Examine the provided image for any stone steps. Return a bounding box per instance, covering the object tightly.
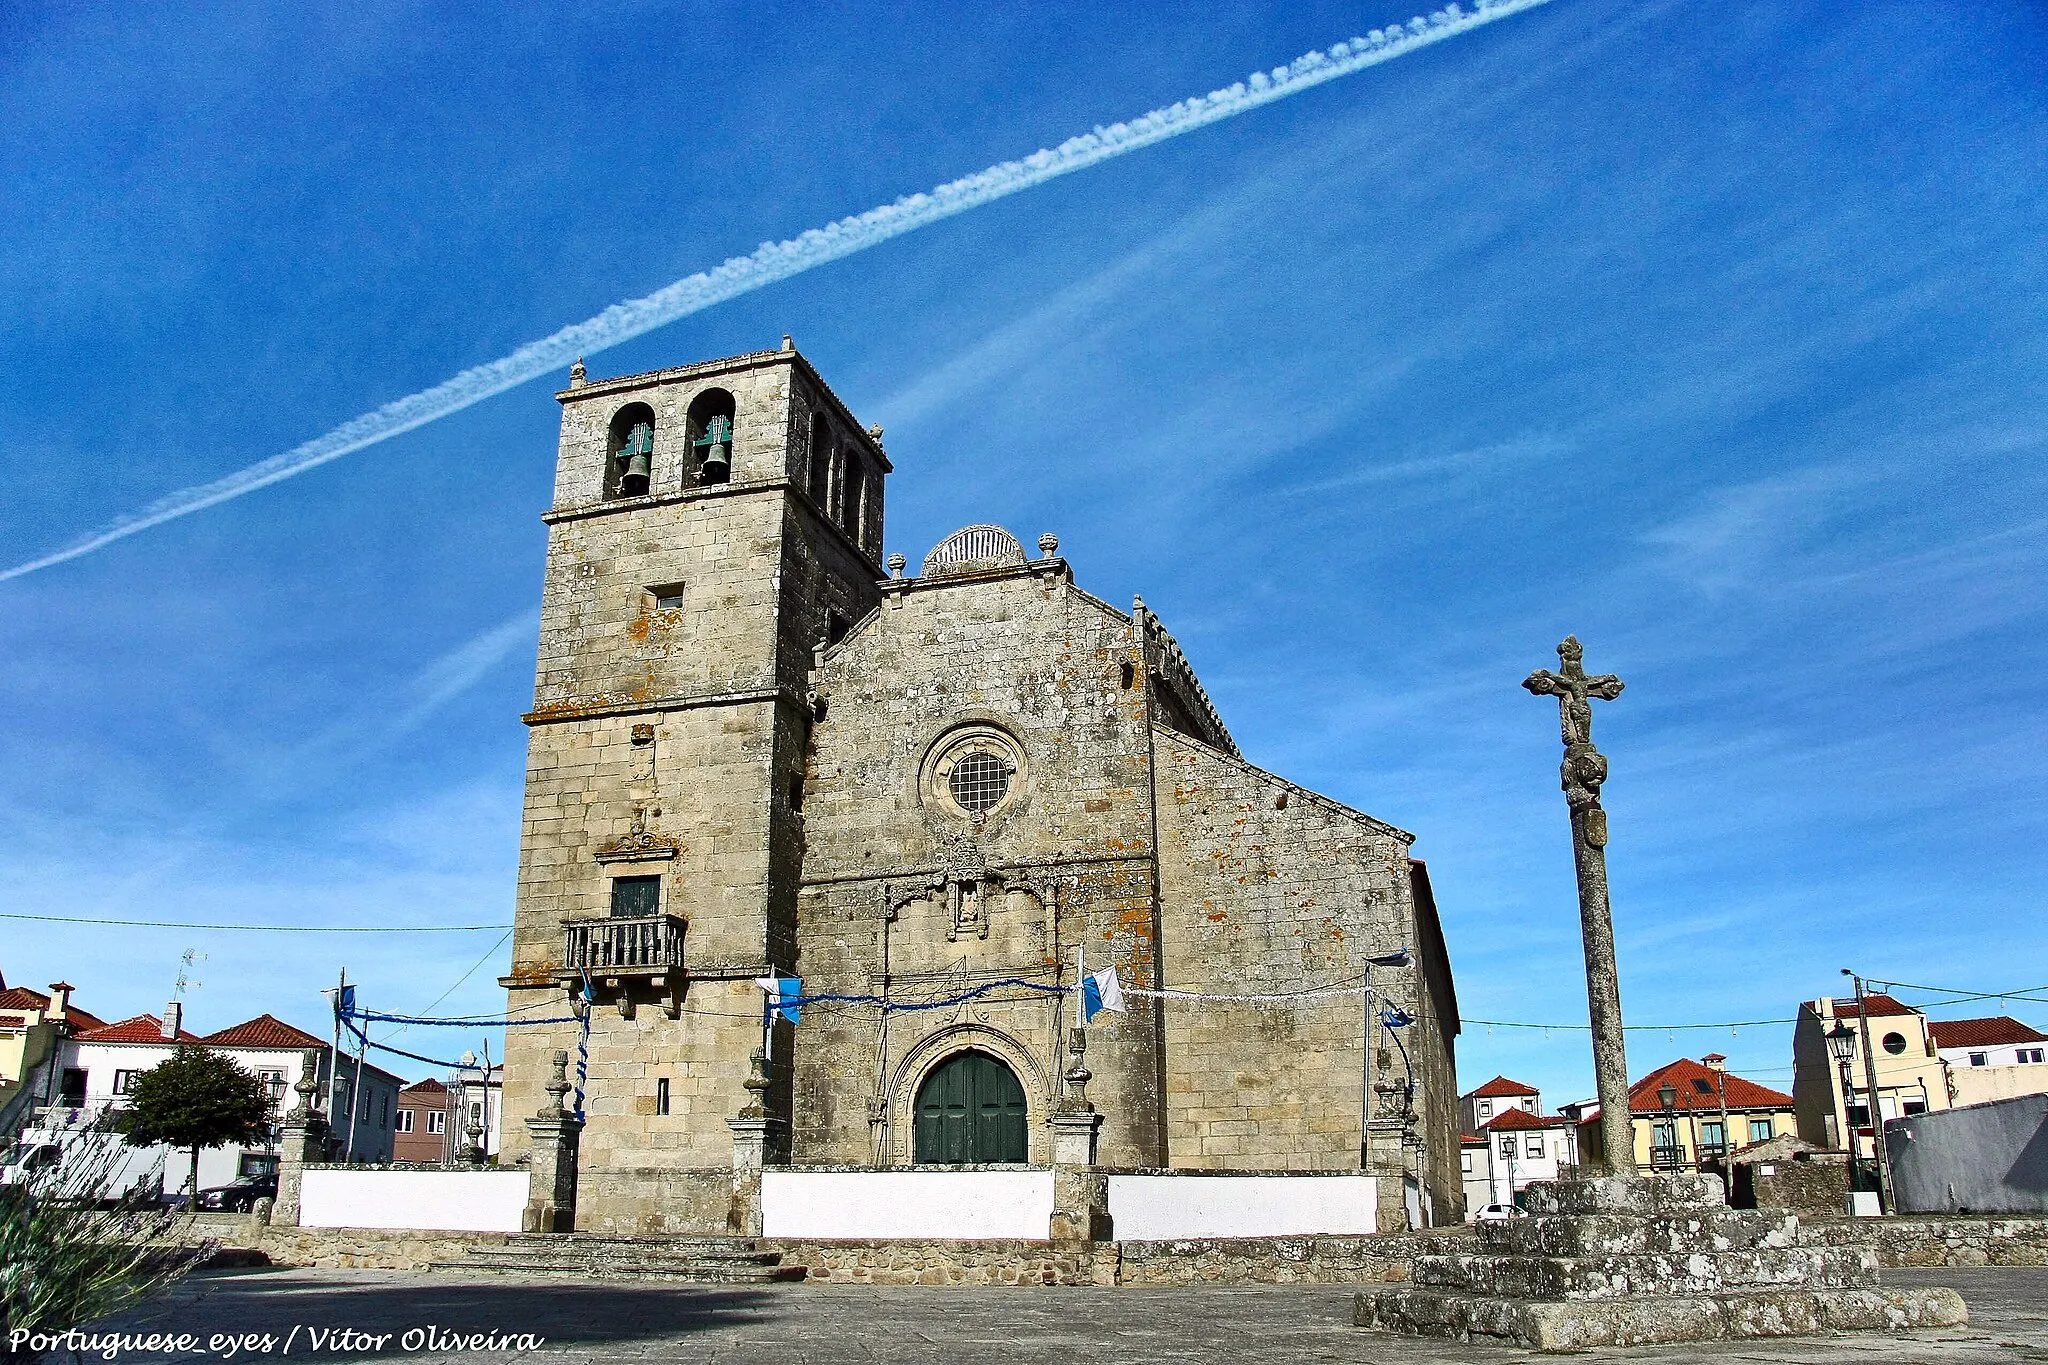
[429,1234,805,1284]
[1478,1208,1800,1257]
[1413,1246,1877,1300]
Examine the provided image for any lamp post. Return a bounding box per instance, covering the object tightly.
[1826,1020,1857,1151]
[1842,970,1894,1213]
[1657,1082,1678,1172]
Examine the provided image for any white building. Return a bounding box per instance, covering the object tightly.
[1931,1017,2048,1109]
[1458,1076,1578,1215]
[33,1002,403,1194]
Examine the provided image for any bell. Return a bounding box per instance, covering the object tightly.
[618,423,653,495]
[698,414,731,483]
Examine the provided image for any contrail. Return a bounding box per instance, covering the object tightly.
[3,0,1553,583]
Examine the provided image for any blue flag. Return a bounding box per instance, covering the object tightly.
[755,976,802,1025]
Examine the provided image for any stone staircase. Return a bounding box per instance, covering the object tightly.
[1359,1173,1967,1350]
[430,1234,805,1283]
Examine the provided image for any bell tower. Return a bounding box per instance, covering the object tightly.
[499,342,889,1191]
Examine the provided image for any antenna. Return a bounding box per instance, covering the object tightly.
[171,948,206,1000]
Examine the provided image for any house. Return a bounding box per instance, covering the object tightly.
[31,1001,404,1190]
[1575,1056,1797,1176]
[1460,1075,1539,1133]
[1929,1017,2048,1109]
[0,978,105,1135]
[1792,994,1948,1157]
[496,347,1465,1234]
[394,1078,453,1163]
[1457,1077,1577,1213]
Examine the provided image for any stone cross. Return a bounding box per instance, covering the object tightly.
[1524,636,1634,1175]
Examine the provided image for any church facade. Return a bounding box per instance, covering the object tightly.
[497,344,1463,1232]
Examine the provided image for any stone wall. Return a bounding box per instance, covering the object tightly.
[575,1164,732,1236]
[770,1234,1436,1286]
[235,1226,509,1271]
[1800,1214,2048,1267]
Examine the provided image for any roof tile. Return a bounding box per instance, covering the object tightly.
[1467,1075,1540,1099]
[1629,1057,1792,1113]
[1930,1016,2048,1049]
[76,1014,199,1044]
[201,1014,328,1050]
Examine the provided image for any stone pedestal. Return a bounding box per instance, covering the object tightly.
[1049,1108,1110,1244]
[523,1050,584,1234]
[271,1052,329,1229]
[1358,1173,1967,1351]
[728,1116,774,1237]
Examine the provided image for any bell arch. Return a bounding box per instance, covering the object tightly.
[606,402,657,498]
[686,388,736,485]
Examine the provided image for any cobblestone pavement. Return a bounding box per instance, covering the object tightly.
[84,1268,2047,1364]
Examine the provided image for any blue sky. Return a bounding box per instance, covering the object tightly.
[3,0,2045,1104]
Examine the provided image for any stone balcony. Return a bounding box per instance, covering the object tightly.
[561,914,687,1018]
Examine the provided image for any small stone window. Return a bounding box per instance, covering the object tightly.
[611,874,662,919]
[650,583,685,612]
[656,1078,670,1116]
[922,725,1027,824]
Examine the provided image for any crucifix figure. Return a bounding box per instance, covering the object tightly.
[1524,636,1634,1177]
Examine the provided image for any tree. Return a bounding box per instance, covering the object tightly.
[1,1133,207,1365]
[115,1048,271,1206]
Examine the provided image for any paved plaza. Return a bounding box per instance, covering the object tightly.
[83,1267,2048,1364]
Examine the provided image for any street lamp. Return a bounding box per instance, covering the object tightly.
[1657,1082,1678,1171]
[1827,1021,1857,1147]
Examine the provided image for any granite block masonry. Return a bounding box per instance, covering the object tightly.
[494,346,1464,1235]
[1358,1172,1968,1350]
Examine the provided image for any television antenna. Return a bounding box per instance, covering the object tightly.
[172,948,206,1000]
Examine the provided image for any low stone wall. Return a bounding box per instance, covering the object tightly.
[771,1232,1448,1286]
[1114,1234,1433,1285]
[1801,1214,2048,1267]
[770,1239,1114,1285]
[577,1166,730,1235]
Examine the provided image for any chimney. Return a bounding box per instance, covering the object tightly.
[162,1002,182,1040]
[47,982,72,1021]
[1703,1054,1726,1072]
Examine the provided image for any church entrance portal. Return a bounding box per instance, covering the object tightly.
[913,1050,1027,1164]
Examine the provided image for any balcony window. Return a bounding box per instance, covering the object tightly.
[611,875,662,918]
[1749,1117,1774,1144]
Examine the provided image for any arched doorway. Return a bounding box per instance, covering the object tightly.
[913,1050,1027,1164]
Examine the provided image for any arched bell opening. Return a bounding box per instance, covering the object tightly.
[606,402,657,498]
[687,388,736,485]
[912,1048,1028,1164]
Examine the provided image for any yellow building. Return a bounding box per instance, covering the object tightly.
[0,978,104,1129]
[1792,994,1948,1158]
[1573,1055,1798,1176]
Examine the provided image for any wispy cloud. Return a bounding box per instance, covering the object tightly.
[0,0,1555,584]
[1636,466,1863,596]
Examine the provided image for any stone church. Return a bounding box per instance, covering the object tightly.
[497,343,1463,1231]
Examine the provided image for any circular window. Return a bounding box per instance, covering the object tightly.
[922,725,1026,823]
[1882,1032,1907,1055]
[948,751,1011,814]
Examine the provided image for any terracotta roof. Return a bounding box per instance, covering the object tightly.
[400,1078,450,1097]
[75,1014,200,1044]
[1930,1017,2048,1049]
[1460,1133,1489,1145]
[0,987,49,1011]
[1629,1057,1793,1113]
[65,1006,108,1031]
[1467,1075,1540,1099]
[202,1014,327,1050]
[1831,993,1917,1019]
[1482,1107,1572,1131]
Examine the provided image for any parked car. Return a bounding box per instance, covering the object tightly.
[1472,1202,1526,1223]
[197,1173,277,1212]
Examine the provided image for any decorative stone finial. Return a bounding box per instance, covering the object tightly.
[866,424,884,447]
[541,1049,571,1119]
[887,553,906,578]
[781,334,794,352]
[290,1049,321,1120]
[740,1047,771,1119]
[1037,533,1059,559]
[1061,1026,1093,1110]
[569,357,587,387]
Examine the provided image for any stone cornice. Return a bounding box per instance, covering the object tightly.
[523,685,805,728]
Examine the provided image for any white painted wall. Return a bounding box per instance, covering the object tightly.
[1107,1174,1378,1240]
[763,1170,1053,1240]
[298,1168,529,1232]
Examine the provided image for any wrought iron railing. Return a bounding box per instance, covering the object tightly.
[1649,1143,1687,1170]
[564,914,686,973]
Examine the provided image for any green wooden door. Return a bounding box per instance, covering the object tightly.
[913,1051,1027,1163]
